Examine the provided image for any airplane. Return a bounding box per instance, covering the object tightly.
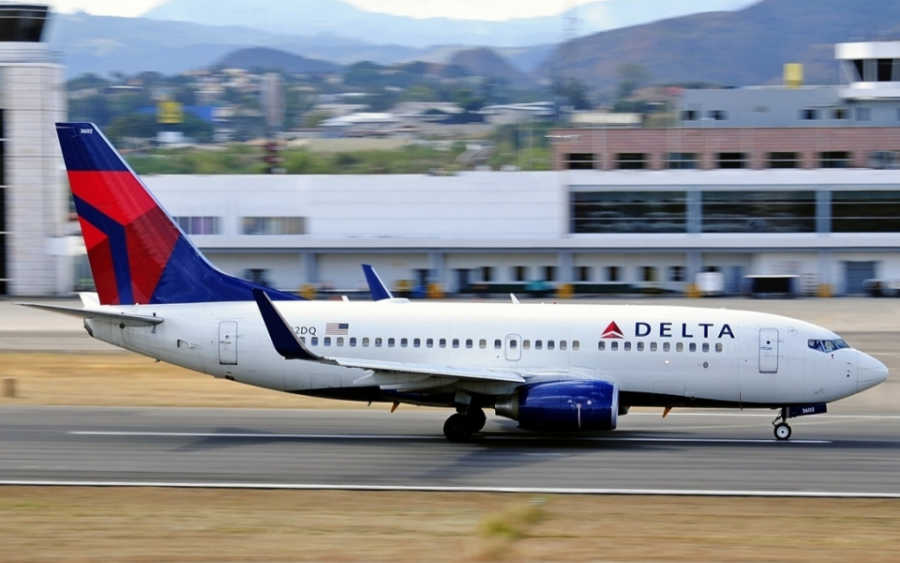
[24,122,889,443]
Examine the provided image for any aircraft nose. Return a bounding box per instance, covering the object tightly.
[857,351,889,393]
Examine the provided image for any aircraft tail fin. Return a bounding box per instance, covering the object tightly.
[56,122,299,305]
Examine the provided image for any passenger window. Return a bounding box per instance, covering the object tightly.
[523,340,531,350]
[702,342,709,353]
[598,341,606,351]
[572,341,580,351]
[663,342,670,352]
[388,338,395,347]
[375,337,382,347]
[611,341,619,351]
[414,338,421,348]
[426,338,433,348]
[300,336,306,344]
[337,337,344,346]
[676,342,684,352]
[689,342,696,352]
[466,339,473,349]
[548,340,555,350]
[535,340,543,350]
[624,341,631,351]
[311,337,319,346]
[560,341,567,350]
[494,339,502,349]
[479,339,486,349]
[715,342,723,353]
[510,339,518,349]
[400,338,408,348]
[349,337,356,347]
[650,342,657,352]
[452,339,460,349]
[324,337,331,347]
[362,337,369,347]
[440,338,447,348]
[637,342,644,351]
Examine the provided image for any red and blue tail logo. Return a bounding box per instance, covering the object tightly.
[56,123,299,305]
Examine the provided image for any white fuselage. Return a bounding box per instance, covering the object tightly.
[83,300,886,409]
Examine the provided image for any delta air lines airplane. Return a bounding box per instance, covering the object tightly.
[26,122,889,442]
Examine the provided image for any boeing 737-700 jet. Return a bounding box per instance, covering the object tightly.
[26,122,889,442]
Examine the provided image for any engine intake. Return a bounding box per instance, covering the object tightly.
[495,380,618,431]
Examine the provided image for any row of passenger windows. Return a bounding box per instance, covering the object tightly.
[300,336,582,350]
[599,340,724,353]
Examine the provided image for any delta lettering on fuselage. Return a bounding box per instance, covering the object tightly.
[631,321,735,339]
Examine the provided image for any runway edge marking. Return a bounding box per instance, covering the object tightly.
[1,481,899,499]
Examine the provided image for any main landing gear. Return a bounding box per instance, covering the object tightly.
[443,407,486,442]
[772,407,792,440]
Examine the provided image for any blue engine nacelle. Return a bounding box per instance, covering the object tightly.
[494,380,619,431]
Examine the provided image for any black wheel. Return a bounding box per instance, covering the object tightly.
[774,423,792,441]
[443,413,474,442]
[466,408,487,433]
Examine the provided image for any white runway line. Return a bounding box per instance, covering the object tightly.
[68,430,831,444]
[1,480,899,499]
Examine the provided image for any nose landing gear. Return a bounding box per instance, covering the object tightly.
[772,407,792,441]
[771,403,828,440]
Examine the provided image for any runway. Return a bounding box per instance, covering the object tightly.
[3,406,900,496]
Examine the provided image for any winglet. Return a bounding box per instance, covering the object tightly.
[362,264,393,301]
[252,289,324,361]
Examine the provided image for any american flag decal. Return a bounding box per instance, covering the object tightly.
[326,322,349,335]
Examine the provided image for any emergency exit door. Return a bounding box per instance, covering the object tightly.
[218,321,238,365]
[759,328,778,374]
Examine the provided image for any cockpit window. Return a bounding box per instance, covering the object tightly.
[808,338,850,352]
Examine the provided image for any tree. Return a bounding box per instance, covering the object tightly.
[615,63,650,101]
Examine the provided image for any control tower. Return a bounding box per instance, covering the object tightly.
[0,4,67,296]
[837,41,900,99]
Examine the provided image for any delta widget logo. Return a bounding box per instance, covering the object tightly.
[601,321,624,339]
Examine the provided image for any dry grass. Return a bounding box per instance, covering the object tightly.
[1,487,898,562]
[0,352,366,409]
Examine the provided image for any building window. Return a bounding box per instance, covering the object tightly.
[869,151,898,169]
[702,191,816,233]
[669,266,685,282]
[768,152,799,169]
[641,266,656,282]
[616,153,647,170]
[175,216,221,235]
[242,216,305,235]
[512,266,528,282]
[480,266,493,283]
[543,266,556,282]
[717,152,746,169]
[832,191,900,232]
[819,151,851,169]
[681,110,698,121]
[856,107,871,121]
[607,266,620,282]
[878,58,893,82]
[575,265,592,282]
[708,110,727,121]
[667,152,697,170]
[799,109,818,120]
[571,191,687,233]
[833,108,849,120]
[566,153,596,170]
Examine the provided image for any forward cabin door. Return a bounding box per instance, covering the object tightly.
[505,334,522,361]
[218,321,238,365]
[759,328,779,374]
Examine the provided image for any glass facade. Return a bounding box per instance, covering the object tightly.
[571,191,686,233]
[832,191,900,233]
[702,191,816,233]
[175,216,221,235]
[242,216,306,235]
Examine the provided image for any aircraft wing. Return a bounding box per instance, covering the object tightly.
[252,289,525,384]
[16,303,164,326]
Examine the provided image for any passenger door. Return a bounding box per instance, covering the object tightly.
[218,321,238,365]
[759,328,779,374]
[505,334,522,361]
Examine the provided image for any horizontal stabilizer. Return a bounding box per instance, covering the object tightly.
[17,303,164,326]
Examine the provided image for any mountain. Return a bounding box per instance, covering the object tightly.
[537,0,900,90]
[213,47,341,73]
[141,0,754,48]
[448,48,535,88]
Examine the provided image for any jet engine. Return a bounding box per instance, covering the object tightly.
[494,380,618,431]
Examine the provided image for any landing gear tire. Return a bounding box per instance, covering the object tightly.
[443,413,474,442]
[466,408,487,433]
[774,423,792,441]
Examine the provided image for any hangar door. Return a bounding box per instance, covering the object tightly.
[759,328,779,374]
[844,261,876,295]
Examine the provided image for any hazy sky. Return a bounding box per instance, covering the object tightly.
[45,0,601,20]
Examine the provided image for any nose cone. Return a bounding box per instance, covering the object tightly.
[858,352,889,393]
